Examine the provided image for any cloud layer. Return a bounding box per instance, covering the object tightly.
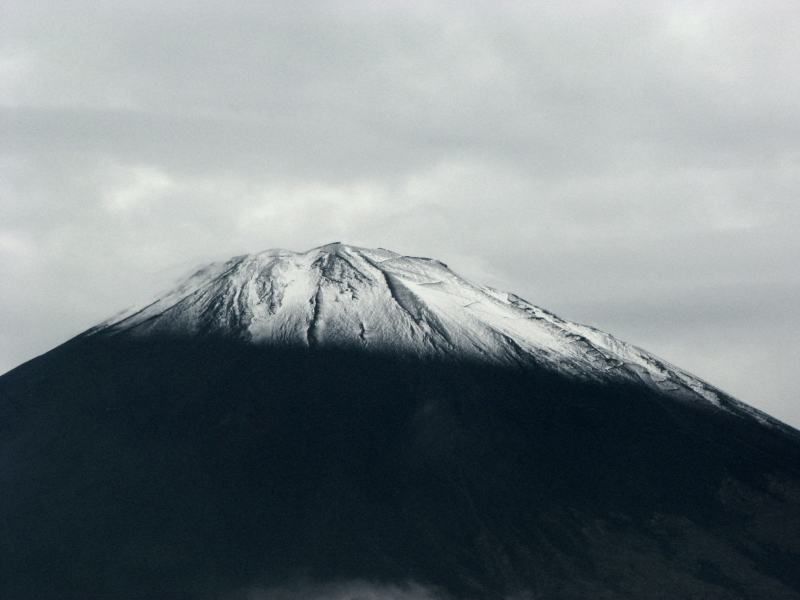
[224,580,452,600]
[2,1,799,426]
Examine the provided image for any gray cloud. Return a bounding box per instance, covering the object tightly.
[1,1,799,427]
[223,580,452,600]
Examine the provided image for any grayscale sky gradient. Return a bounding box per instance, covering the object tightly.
[2,1,799,427]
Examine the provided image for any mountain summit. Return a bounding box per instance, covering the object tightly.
[92,243,781,430]
[2,244,800,600]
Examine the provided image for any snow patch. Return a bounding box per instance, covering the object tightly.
[90,243,781,428]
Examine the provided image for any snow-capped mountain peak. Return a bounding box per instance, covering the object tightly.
[90,243,778,425]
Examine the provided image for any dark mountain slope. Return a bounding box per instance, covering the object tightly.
[2,333,799,600]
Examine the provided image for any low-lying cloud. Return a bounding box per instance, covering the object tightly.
[225,581,451,600]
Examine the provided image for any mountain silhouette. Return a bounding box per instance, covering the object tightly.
[1,244,799,600]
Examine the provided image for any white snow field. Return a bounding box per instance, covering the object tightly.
[92,243,782,428]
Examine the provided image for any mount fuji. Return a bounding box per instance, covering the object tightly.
[85,243,784,424]
[1,244,799,599]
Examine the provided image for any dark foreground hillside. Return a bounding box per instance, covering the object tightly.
[1,335,800,599]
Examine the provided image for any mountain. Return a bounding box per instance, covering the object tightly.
[1,243,799,600]
[84,243,787,426]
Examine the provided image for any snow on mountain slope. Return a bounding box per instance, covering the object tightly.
[88,243,779,426]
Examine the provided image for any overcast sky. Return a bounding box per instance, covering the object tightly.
[1,1,799,428]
